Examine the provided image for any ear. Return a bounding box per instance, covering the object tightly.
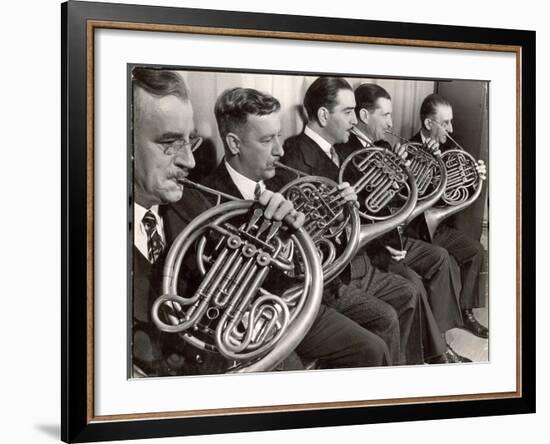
[225,132,241,156]
[317,106,329,127]
[359,108,369,125]
[423,118,432,131]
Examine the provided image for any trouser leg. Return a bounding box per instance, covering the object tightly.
[296,305,390,368]
[328,291,400,365]
[339,259,418,365]
[433,224,485,309]
[401,236,463,332]
[388,262,447,363]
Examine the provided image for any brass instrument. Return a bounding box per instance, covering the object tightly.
[423,120,485,238]
[151,179,323,374]
[275,162,361,284]
[384,130,448,224]
[338,128,419,248]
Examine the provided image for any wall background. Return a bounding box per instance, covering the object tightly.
[179,70,435,160]
[0,0,546,443]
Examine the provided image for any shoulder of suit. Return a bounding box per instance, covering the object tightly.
[283,133,305,150]
[199,162,230,202]
[334,135,359,159]
[163,188,212,222]
[202,162,225,188]
[410,131,422,143]
[285,132,321,158]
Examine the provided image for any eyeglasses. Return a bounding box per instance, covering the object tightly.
[160,136,203,156]
[428,119,452,130]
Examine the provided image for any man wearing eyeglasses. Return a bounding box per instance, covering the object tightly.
[131,68,308,376]
[408,93,489,340]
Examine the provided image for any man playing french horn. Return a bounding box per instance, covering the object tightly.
[270,77,426,366]
[408,93,488,340]
[201,85,394,369]
[336,83,471,363]
[131,68,389,376]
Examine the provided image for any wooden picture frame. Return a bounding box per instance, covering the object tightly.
[62,1,535,441]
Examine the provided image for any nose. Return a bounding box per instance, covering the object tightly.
[273,135,284,157]
[350,112,358,126]
[447,122,453,134]
[173,145,196,171]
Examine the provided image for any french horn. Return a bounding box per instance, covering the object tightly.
[423,120,485,239]
[151,181,323,374]
[338,129,419,248]
[384,130,448,224]
[275,162,361,285]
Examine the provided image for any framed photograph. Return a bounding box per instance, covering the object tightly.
[62,0,535,442]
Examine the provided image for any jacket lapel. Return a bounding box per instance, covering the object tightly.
[298,132,340,182]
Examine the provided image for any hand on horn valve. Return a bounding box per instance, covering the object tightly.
[257,190,306,230]
[423,137,441,157]
[392,142,409,161]
[337,182,360,208]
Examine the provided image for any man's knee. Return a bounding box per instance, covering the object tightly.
[429,243,451,267]
[358,332,391,366]
[399,278,419,311]
[471,238,485,260]
[384,307,400,333]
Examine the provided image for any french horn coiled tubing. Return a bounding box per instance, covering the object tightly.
[151,195,324,373]
[336,129,419,241]
[275,163,361,285]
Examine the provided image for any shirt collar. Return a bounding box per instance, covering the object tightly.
[420,130,427,144]
[304,125,333,155]
[134,203,161,225]
[225,161,265,200]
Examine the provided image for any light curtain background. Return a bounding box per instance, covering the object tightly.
[178,70,435,163]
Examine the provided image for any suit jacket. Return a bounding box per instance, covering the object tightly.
[268,131,347,190]
[201,160,247,203]
[133,189,212,324]
[132,189,220,375]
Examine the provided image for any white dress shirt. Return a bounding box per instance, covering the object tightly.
[134,203,165,263]
[225,161,266,200]
[420,130,427,144]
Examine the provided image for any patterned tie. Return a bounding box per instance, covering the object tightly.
[330,146,340,167]
[254,182,262,200]
[142,210,165,263]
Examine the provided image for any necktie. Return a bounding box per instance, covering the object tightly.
[254,182,262,200]
[330,146,340,167]
[142,210,165,263]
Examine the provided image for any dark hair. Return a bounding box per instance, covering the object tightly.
[214,87,281,141]
[420,93,451,129]
[354,83,391,116]
[303,77,353,122]
[132,67,190,100]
